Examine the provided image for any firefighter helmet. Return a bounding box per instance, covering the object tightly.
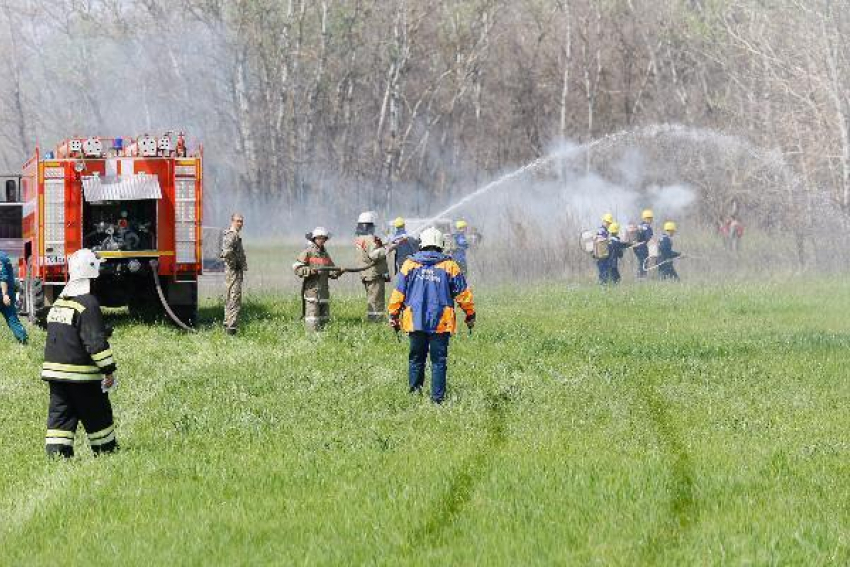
[602,213,614,225]
[642,209,654,220]
[664,221,677,232]
[68,249,102,281]
[609,222,620,236]
[392,217,405,228]
[419,227,444,250]
[311,226,330,240]
[357,211,377,224]
[456,220,468,230]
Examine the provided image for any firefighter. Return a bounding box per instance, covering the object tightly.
[221,213,248,335]
[452,220,471,273]
[388,226,475,404]
[595,213,614,284]
[633,209,654,279]
[389,217,419,275]
[42,249,117,458]
[293,227,343,332]
[607,222,628,284]
[0,250,27,344]
[658,221,682,281]
[354,211,401,322]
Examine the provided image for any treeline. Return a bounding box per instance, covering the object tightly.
[1,0,849,227]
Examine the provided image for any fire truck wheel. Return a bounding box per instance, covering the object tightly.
[25,258,47,328]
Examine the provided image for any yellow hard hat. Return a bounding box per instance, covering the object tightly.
[456,220,468,229]
[609,222,620,236]
[392,216,405,228]
[602,213,614,224]
[642,209,654,220]
[664,221,677,232]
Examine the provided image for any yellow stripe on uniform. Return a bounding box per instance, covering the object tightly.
[43,362,101,373]
[88,432,116,446]
[88,425,115,440]
[53,299,86,312]
[45,437,74,446]
[91,349,113,362]
[93,357,115,369]
[41,369,104,381]
[46,429,75,439]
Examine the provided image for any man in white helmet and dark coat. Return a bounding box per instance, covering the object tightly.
[41,249,118,458]
[354,211,403,322]
[293,227,344,331]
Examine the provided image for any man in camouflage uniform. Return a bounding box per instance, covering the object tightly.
[354,211,402,322]
[293,227,343,331]
[221,213,247,335]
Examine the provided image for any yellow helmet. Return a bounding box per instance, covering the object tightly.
[663,221,677,232]
[456,220,468,229]
[609,222,620,236]
[642,209,654,220]
[602,213,614,225]
[392,216,405,228]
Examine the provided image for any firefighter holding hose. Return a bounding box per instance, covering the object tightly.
[221,213,248,335]
[0,250,27,344]
[354,211,403,322]
[389,217,419,276]
[42,249,118,458]
[294,227,343,331]
[388,227,475,404]
[658,221,682,281]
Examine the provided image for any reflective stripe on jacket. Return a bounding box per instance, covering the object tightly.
[42,295,116,382]
[387,251,475,334]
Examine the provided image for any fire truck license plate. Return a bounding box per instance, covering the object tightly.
[43,255,65,266]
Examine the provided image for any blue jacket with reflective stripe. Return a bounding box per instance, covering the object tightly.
[388,250,474,333]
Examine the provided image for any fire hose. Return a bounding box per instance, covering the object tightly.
[149,260,196,332]
[642,254,701,272]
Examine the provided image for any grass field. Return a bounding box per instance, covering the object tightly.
[0,279,848,565]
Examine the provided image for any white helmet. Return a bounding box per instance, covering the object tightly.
[68,248,101,281]
[419,227,444,250]
[357,211,377,224]
[311,226,330,239]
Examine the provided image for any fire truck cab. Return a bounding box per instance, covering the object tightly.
[18,133,202,327]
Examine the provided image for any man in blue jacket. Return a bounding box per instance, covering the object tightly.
[388,227,476,404]
[0,251,27,344]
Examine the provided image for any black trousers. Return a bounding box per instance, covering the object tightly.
[46,381,117,458]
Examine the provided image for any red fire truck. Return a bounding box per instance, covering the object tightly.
[15,133,203,327]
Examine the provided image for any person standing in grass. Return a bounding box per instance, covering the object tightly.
[0,250,27,344]
[632,209,654,279]
[388,226,476,404]
[221,213,248,335]
[42,249,117,458]
[606,222,628,284]
[388,217,419,276]
[658,221,682,281]
[594,213,614,284]
[294,227,343,332]
[451,220,471,273]
[354,211,402,322]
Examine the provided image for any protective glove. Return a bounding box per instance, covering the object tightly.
[101,374,118,394]
[465,312,476,329]
[389,314,401,332]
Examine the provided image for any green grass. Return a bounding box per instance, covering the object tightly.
[0,279,848,565]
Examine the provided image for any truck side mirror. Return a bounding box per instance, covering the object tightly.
[5,179,17,203]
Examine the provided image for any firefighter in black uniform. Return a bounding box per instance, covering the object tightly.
[42,249,118,458]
